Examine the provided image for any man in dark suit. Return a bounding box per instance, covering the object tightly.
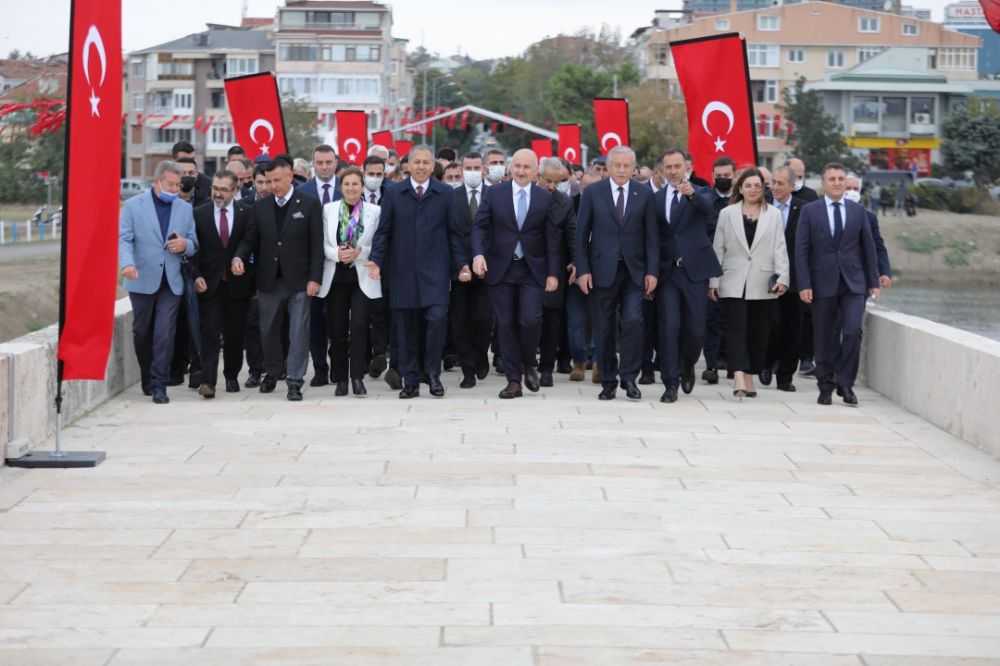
[653,148,721,403]
[787,157,820,203]
[171,140,212,204]
[473,149,561,399]
[232,155,324,401]
[368,145,471,399]
[576,145,660,401]
[359,154,393,380]
[536,158,576,387]
[796,163,880,407]
[697,156,736,386]
[845,175,892,288]
[191,170,255,398]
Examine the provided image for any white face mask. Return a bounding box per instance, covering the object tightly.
[844,190,861,203]
[385,164,397,175]
[364,176,383,192]
[463,170,483,189]
[556,181,572,196]
[793,179,804,191]
[487,165,505,182]
[448,180,463,189]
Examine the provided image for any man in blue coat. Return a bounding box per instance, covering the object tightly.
[796,163,880,407]
[368,145,471,398]
[118,161,198,404]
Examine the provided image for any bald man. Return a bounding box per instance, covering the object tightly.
[472,149,561,399]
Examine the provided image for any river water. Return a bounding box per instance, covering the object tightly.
[877,285,1000,342]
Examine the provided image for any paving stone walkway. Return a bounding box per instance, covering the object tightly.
[2,369,1000,665]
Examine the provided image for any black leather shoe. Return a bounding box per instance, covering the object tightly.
[166,375,184,387]
[428,375,445,397]
[523,366,540,393]
[278,371,287,381]
[460,370,476,389]
[152,387,169,404]
[540,371,554,388]
[142,385,152,397]
[352,379,367,397]
[420,372,431,385]
[702,368,719,385]
[841,388,858,406]
[259,374,277,393]
[443,354,458,371]
[680,372,695,395]
[759,368,773,386]
[776,382,796,392]
[310,375,328,387]
[598,385,617,401]
[557,360,572,374]
[660,386,678,403]
[817,392,832,406]
[334,381,349,397]
[499,381,523,399]
[836,386,844,397]
[621,380,642,400]
[385,367,403,390]
[225,378,240,393]
[638,368,655,385]
[799,359,816,376]
[244,372,262,388]
[475,360,490,381]
[399,385,420,399]
[368,354,387,378]
[197,383,215,399]
[188,371,203,390]
[287,386,303,401]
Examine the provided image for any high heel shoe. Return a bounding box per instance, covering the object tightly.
[733,388,746,401]
[744,390,758,398]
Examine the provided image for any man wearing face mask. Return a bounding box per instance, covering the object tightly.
[786,156,819,377]
[483,149,506,187]
[175,157,208,207]
[786,157,819,203]
[170,157,206,391]
[845,175,892,289]
[385,150,401,181]
[362,155,392,380]
[118,160,198,404]
[450,151,493,388]
[443,162,463,187]
[172,140,212,204]
[536,157,576,387]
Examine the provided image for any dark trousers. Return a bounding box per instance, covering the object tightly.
[130,282,182,392]
[812,280,866,394]
[593,261,644,386]
[258,280,311,388]
[800,303,815,360]
[703,297,724,369]
[657,270,708,385]
[767,291,802,384]
[721,297,776,374]
[309,296,333,380]
[325,277,372,381]
[245,297,264,374]
[197,286,250,387]
[564,282,593,363]
[641,298,657,372]
[488,260,543,383]
[369,297,389,358]
[170,291,201,378]
[539,306,563,373]
[396,304,447,387]
[449,278,493,374]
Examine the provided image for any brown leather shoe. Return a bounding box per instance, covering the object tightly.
[197,383,215,399]
[569,362,585,382]
[499,381,523,399]
[591,362,601,384]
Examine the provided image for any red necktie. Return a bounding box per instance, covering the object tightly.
[370,193,377,203]
[416,184,424,198]
[219,207,229,247]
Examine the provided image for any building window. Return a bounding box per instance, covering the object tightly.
[152,91,171,110]
[758,15,780,31]
[152,128,193,145]
[827,50,845,68]
[757,116,776,138]
[857,47,884,63]
[173,90,193,111]
[131,93,144,111]
[280,44,319,62]
[936,48,976,71]
[130,60,144,78]
[859,16,880,32]
[209,124,235,146]
[653,44,670,65]
[911,97,935,125]
[852,95,879,125]
[715,18,729,30]
[210,91,225,108]
[226,57,258,77]
[319,44,381,62]
[902,23,919,36]
[390,61,399,75]
[747,44,779,67]
[751,80,779,103]
[157,60,193,77]
[882,96,907,133]
[787,49,805,63]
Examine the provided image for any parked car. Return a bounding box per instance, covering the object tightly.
[120,178,148,200]
[914,177,949,188]
[863,170,914,187]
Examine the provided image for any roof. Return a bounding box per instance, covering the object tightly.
[283,0,388,10]
[133,27,274,55]
[831,47,947,82]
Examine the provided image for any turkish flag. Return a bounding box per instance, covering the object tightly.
[593,98,629,155]
[981,0,1000,32]
[336,110,367,166]
[371,129,393,151]
[395,140,413,158]
[531,138,553,158]
[558,124,582,165]
[57,0,122,380]
[671,33,758,186]
[225,73,287,161]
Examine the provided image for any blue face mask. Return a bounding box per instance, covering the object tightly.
[157,189,179,203]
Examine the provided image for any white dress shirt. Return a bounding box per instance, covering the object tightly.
[512,181,531,215]
[663,183,681,223]
[774,195,792,230]
[410,176,430,194]
[365,188,382,205]
[213,201,234,236]
[466,186,481,205]
[274,190,292,207]
[824,195,845,236]
[317,177,336,203]
[610,179,630,217]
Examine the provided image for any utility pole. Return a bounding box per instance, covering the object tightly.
[613,74,619,98]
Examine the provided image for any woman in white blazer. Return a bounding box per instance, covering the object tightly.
[319,166,382,397]
[709,168,789,399]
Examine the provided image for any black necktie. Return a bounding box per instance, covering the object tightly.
[833,201,843,244]
[322,183,331,206]
[669,190,680,225]
[470,190,478,218]
[616,186,625,223]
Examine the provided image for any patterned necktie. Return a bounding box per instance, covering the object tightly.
[322,183,331,205]
[669,190,680,225]
[833,201,843,244]
[469,190,478,218]
[219,207,229,247]
[416,184,424,198]
[370,192,377,204]
[616,186,625,223]
[515,189,527,259]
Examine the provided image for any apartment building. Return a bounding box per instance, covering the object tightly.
[943,1,1000,76]
[682,0,904,18]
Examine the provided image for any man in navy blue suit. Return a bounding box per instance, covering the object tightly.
[472,149,561,399]
[368,145,471,399]
[576,145,660,401]
[796,163,880,407]
[653,149,721,404]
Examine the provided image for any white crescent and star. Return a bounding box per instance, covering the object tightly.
[701,101,735,153]
[250,119,275,155]
[343,137,362,161]
[600,132,622,152]
[81,25,107,117]
[562,147,578,162]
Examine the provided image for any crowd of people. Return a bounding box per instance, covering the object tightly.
[118,139,891,407]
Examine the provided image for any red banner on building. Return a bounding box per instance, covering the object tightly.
[670,33,758,185]
[531,138,553,158]
[371,130,393,150]
[224,73,287,161]
[57,0,122,380]
[592,98,629,156]
[335,110,368,166]
[557,124,582,165]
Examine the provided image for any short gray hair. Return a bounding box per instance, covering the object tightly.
[607,145,636,165]
[538,157,565,176]
[409,144,434,158]
[154,160,183,181]
[368,144,390,157]
[772,165,795,183]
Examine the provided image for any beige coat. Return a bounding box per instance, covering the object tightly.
[319,199,382,300]
[710,203,789,300]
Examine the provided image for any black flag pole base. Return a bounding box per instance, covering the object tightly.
[7,450,106,468]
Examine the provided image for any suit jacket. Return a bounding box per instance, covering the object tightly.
[795,198,878,298]
[472,181,561,288]
[865,210,892,277]
[191,200,255,299]
[710,203,789,300]
[299,176,342,205]
[775,196,806,291]
[453,183,480,278]
[369,177,469,309]
[654,185,722,282]
[796,184,820,203]
[118,189,197,296]
[319,199,382,300]
[236,191,324,293]
[575,179,659,289]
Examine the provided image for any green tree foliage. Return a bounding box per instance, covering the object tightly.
[620,80,687,167]
[280,96,322,161]
[0,113,65,204]
[940,97,1000,185]
[778,77,860,173]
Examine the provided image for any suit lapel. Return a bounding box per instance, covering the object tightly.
[749,212,771,254]
[734,211,751,255]
[280,196,303,239]
[621,185,641,229]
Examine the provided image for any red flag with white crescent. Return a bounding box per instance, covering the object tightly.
[530,138,553,158]
[224,73,287,161]
[395,140,413,158]
[57,0,122,380]
[336,110,367,166]
[558,124,582,165]
[671,33,758,185]
[980,0,1000,32]
[371,130,393,150]
[592,98,629,156]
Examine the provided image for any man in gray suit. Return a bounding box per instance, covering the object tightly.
[119,161,198,404]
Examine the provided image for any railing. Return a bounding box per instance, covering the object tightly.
[0,217,62,245]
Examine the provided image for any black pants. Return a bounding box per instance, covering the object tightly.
[593,261,644,386]
[767,291,802,384]
[449,278,493,374]
[488,260,543,383]
[198,286,250,388]
[245,297,264,374]
[130,280,182,392]
[309,296,333,379]
[813,280,866,394]
[539,306,563,373]
[396,305,447,387]
[326,274,372,381]
[721,297,776,374]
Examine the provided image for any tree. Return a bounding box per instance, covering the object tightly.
[619,80,687,167]
[941,97,1000,184]
[280,96,321,161]
[778,77,860,173]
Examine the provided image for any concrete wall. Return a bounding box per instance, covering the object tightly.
[862,305,1000,459]
[0,298,138,455]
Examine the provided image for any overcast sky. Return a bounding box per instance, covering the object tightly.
[2,0,959,61]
